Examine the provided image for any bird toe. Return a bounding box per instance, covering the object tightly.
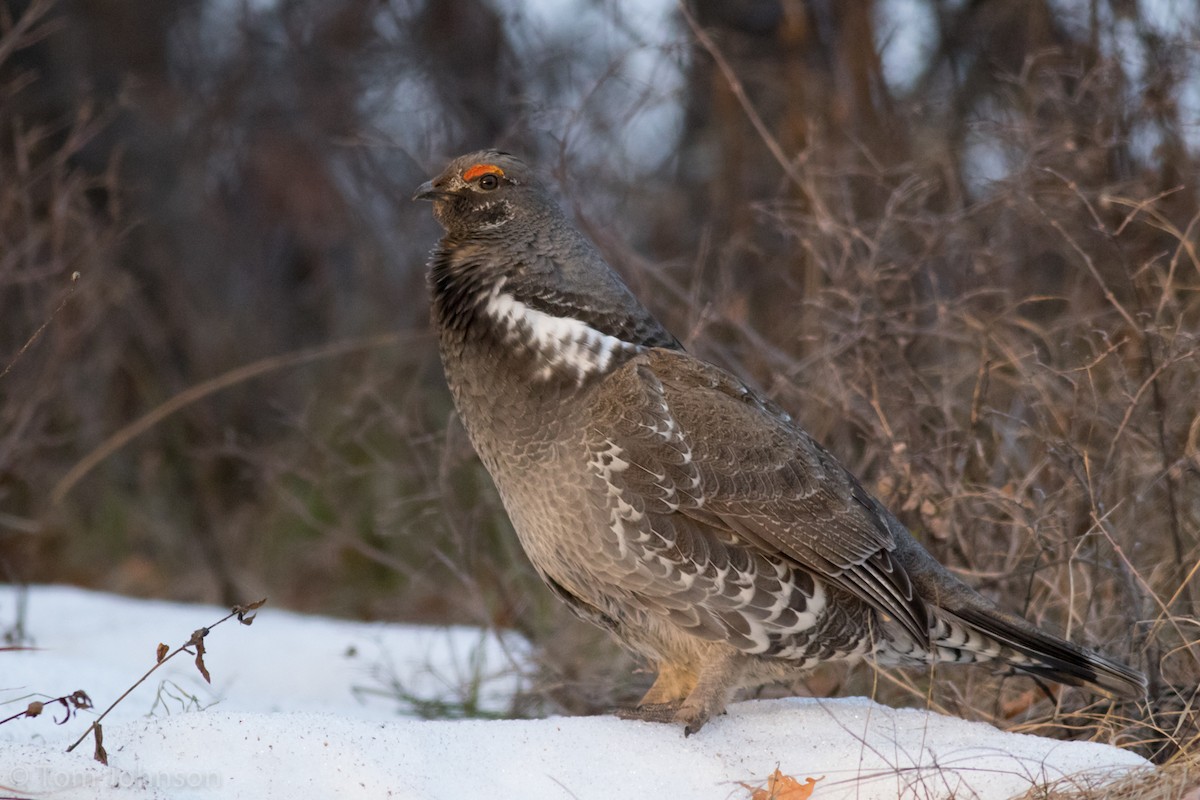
[616,701,681,724]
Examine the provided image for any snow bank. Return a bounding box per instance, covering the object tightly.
[0,586,1149,799]
[0,585,528,723]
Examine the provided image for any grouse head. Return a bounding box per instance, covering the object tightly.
[413,150,545,237]
[416,150,682,386]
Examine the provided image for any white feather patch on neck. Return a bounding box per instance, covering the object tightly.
[482,280,640,382]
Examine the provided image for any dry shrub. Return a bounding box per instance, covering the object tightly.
[0,0,123,560]
[1013,753,1199,799]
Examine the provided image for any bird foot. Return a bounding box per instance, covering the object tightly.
[675,699,719,737]
[615,700,725,735]
[616,701,681,724]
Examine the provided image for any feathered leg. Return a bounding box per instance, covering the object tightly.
[674,651,744,736]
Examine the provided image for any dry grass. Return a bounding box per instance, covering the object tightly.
[1014,752,1199,799]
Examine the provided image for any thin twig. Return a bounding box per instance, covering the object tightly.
[51,331,425,504]
[0,0,62,66]
[676,2,830,220]
[1042,217,1137,330]
[679,2,793,179]
[0,271,79,382]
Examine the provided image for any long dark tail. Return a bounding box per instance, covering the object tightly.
[937,603,1146,700]
[885,509,1146,699]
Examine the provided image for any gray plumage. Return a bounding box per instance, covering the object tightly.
[416,150,1146,734]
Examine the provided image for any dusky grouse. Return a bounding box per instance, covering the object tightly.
[416,150,1146,734]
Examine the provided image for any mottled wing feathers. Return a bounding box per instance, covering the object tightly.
[585,348,930,646]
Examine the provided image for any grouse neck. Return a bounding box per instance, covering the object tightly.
[429,243,670,388]
[476,277,647,384]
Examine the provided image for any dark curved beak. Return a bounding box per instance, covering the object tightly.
[413,180,436,201]
[414,179,450,202]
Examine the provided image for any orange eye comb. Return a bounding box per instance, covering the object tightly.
[463,163,505,182]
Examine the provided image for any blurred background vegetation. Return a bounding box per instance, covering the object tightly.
[1,0,1198,763]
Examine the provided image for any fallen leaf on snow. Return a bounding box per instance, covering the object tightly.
[740,768,822,799]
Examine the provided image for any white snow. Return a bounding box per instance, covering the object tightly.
[0,586,1149,799]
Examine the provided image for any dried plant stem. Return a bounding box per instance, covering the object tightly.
[50,331,424,505]
[0,271,78,382]
[677,1,829,220]
[65,599,265,760]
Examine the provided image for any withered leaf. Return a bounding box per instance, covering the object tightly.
[67,690,93,710]
[156,643,169,663]
[25,700,44,717]
[52,697,74,724]
[235,598,267,625]
[193,636,211,683]
[93,723,108,765]
[742,768,822,800]
[1000,687,1039,719]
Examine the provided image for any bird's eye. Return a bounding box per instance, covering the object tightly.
[477,173,500,191]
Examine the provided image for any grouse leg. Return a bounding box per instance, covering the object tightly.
[617,662,697,722]
[675,651,744,736]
